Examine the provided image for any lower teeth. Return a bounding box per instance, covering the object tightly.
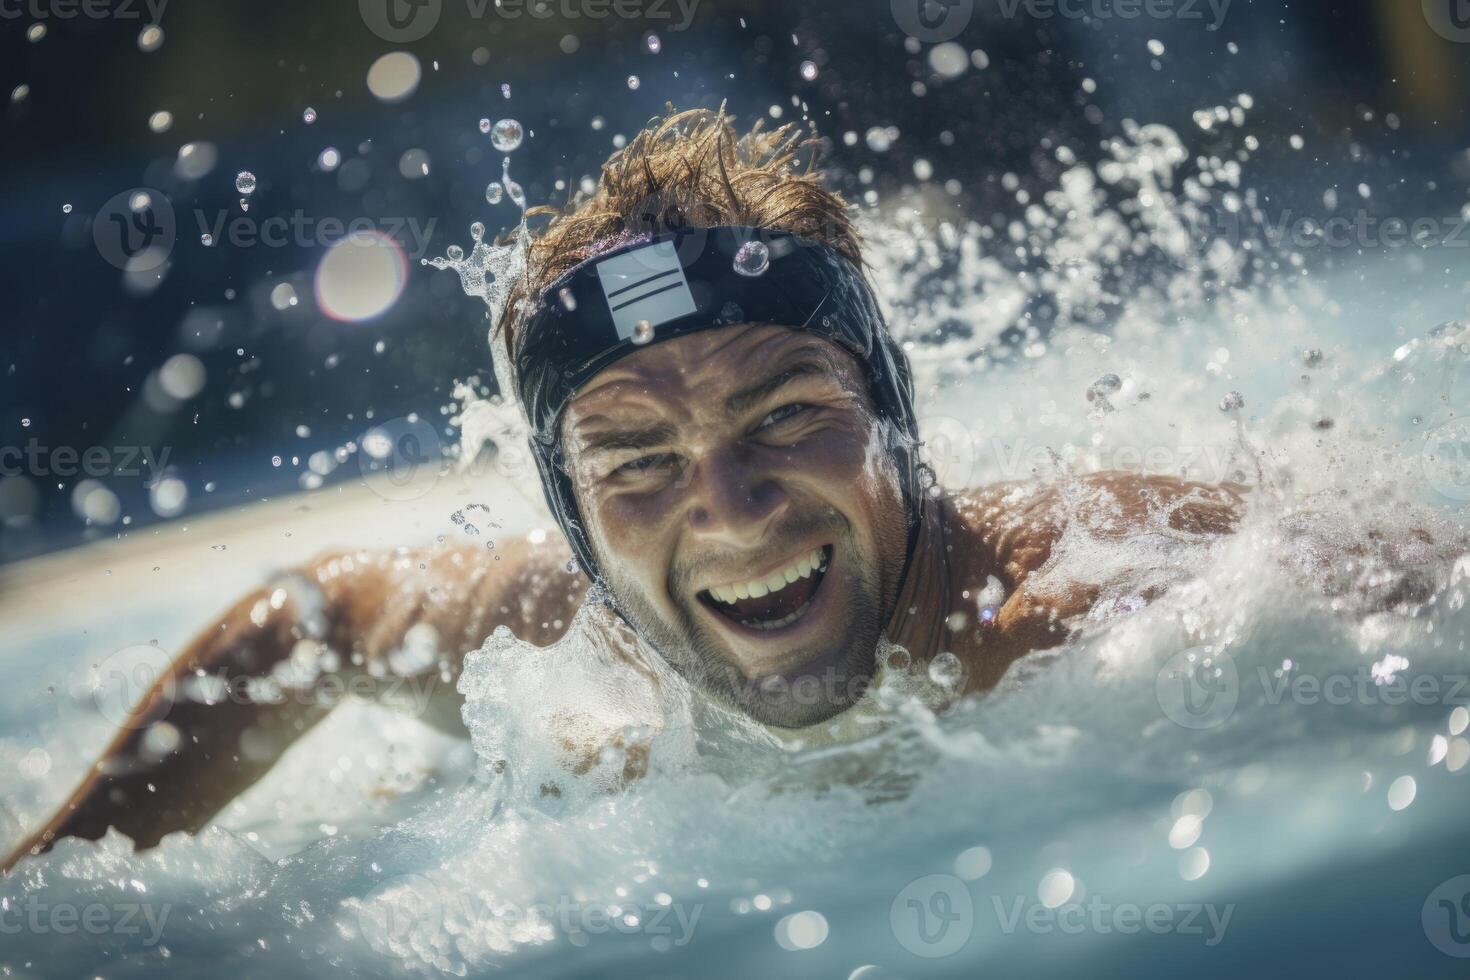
[741,599,813,631]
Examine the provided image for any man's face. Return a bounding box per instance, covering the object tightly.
[561,324,910,727]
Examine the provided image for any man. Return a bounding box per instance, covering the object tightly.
[2,108,1246,871]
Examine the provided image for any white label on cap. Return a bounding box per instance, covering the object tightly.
[595,240,698,340]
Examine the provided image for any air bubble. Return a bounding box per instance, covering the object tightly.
[733,240,770,277]
[632,320,655,345]
[235,171,257,195]
[303,107,317,124]
[201,233,214,247]
[470,221,485,242]
[627,75,641,90]
[485,182,504,205]
[1219,391,1245,413]
[490,118,523,152]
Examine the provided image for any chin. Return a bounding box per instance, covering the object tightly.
[720,639,878,729]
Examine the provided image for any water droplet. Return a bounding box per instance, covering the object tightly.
[500,82,511,99]
[928,651,964,689]
[61,203,72,214]
[20,418,31,428]
[447,244,464,261]
[302,106,318,125]
[800,60,818,81]
[479,117,492,134]
[627,75,641,90]
[1219,391,1245,413]
[631,320,655,345]
[865,126,896,153]
[200,233,214,247]
[646,33,661,53]
[27,23,46,43]
[485,181,504,205]
[239,198,249,212]
[1147,39,1165,56]
[490,118,523,152]
[318,147,341,171]
[733,240,770,277]
[235,171,257,195]
[1087,373,1122,404]
[470,221,485,242]
[137,24,164,52]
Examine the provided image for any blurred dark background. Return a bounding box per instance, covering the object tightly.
[1,0,1467,563]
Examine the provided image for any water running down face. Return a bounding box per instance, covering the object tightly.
[561,323,912,727]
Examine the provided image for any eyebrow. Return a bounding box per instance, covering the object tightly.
[575,421,679,458]
[723,356,834,417]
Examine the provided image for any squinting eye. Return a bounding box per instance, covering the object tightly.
[757,403,808,430]
[615,452,677,476]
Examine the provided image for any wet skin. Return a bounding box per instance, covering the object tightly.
[3,323,1252,871]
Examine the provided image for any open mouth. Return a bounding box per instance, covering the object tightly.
[697,545,832,632]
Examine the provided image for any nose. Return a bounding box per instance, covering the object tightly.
[685,446,789,549]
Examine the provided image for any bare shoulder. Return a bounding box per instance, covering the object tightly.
[945,473,1248,587]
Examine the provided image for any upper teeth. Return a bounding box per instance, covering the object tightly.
[708,548,824,605]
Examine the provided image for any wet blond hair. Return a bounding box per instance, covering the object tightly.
[500,105,861,346]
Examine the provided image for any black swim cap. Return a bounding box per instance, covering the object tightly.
[511,226,921,586]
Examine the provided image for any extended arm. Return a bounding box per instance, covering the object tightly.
[3,538,582,872]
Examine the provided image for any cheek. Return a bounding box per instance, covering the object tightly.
[773,419,893,509]
[584,490,679,592]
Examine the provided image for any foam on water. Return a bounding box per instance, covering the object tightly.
[4,105,1470,977]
